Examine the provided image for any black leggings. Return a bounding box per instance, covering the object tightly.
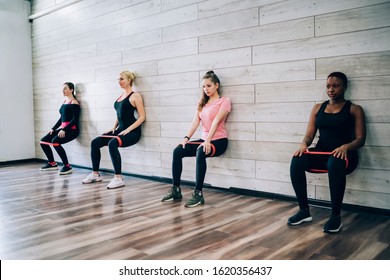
[90,130,141,175]
[40,129,79,165]
[172,138,228,191]
[290,149,358,216]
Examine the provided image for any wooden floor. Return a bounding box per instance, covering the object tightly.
[0,162,389,260]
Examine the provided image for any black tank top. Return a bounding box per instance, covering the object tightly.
[52,101,80,131]
[114,92,139,131]
[315,100,355,151]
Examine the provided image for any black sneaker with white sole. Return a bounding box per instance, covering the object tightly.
[40,162,58,171]
[59,165,72,175]
[287,210,313,225]
[323,215,342,233]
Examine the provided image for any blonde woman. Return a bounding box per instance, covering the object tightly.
[82,71,146,189]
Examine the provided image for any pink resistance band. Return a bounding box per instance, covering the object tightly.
[40,141,60,147]
[61,122,76,129]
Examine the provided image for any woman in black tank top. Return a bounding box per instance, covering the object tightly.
[40,82,80,175]
[288,72,366,233]
[82,71,146,189]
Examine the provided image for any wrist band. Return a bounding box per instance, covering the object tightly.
[184,136,190,140]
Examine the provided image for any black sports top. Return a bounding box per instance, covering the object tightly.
[114,92,140,131]
[52,101,80,132]
[315,100,355,151]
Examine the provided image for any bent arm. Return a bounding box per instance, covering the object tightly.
[127,92,146,131]
[185,109,201,139]
[52,118,62,131]
[295,103,320,156]
[62,105,80,132]
[204,108,229,142]
[339,104,366,151]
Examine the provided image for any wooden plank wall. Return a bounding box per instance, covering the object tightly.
[31,0,390,210]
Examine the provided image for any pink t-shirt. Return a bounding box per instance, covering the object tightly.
[199,96,231,140]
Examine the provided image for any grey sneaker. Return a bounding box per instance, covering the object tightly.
[185,191,205,208]
[82,173,103,184]
[106,177,125,189]
[161,186,182,202]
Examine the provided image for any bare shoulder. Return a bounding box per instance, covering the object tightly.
[312,102,322,112]
[71,99,80,105]
[132,92,143,99]
[351,103,363,110]
[350,103,365,115]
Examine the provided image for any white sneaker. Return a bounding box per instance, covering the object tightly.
[82,173,102,184]
[107,177,125,189]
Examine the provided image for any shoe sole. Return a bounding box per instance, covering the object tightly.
[185,199,205,208]
[59,170,72,175]
[82,179,102,184]
[40,167,58,171]
[323,223,342,233]
[107,183,125,189]
[161,197,182,202]
[287,216,313,226]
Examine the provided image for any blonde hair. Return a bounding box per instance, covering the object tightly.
[120,71,136,86]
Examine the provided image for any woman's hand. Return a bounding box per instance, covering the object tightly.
[181,137,189,148]
[332,145,348,160]
[49,129,54,135]
[58,130,66,138]
[200,140,212,155]
[294,143,309,157]
[118,128,130,136]
[104,128,116,135]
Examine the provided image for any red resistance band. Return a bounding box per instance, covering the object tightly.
[99,135,123,147]
[187,141,216,157]
[303,151,349,173]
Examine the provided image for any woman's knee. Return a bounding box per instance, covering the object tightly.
[196,147,207,160]
[108,139,120,151]
[290,155,308,171]
[91,137,103,150]
[173,145,185,158]
[327,156,346,173]
[51,136,61,144]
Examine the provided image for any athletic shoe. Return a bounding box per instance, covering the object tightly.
[107,177,125,189]
[287,210,313,225]
[323,215,342,233]
[40,162,58,171]
[59,165,72,175]
[82,173,103,184]
[161,186,182,202]
[185,191,205,208]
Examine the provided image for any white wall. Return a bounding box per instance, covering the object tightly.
[31,0,390,210]
[0,0,35,162]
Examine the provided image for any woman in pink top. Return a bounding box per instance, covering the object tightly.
[161,71,231,207]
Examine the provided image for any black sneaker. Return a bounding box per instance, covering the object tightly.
[40,162,58,171]
[287,210,312,225]
[59,165,72,175]
[323,215,342,233]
